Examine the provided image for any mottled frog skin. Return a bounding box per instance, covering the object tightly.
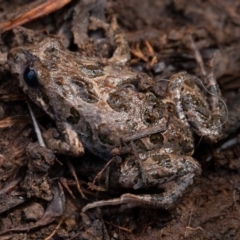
[8,35,225,211]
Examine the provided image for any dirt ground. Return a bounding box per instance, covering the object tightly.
[0,0,240,239]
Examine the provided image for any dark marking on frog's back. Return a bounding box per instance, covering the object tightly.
[67,107,80,124]
[73,78,99,103]
[183,94,209,117]
[81,64,104,78]
[150,133,164,145]
[142,93,164,125]
[107,88,132,112]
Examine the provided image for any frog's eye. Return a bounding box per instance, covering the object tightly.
[23,66,39,88]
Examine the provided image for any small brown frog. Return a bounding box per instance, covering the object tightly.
[8,24,226,211]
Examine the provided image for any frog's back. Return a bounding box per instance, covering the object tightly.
[8,38,190,160]
[53,62,163,160]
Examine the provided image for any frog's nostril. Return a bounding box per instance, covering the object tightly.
[23,66,39,88]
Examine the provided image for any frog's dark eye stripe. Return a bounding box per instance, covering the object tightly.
[23,66,39,88]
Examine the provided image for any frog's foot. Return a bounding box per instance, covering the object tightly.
[82,154,201,212]
[43,122,84,157]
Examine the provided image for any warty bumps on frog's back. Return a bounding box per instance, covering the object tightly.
[8,37,197,160]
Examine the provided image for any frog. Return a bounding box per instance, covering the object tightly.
[7,21,226,212]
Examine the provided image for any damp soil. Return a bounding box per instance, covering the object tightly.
[0,0,240,239]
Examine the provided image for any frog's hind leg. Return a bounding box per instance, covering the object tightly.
[182,36,226,142]
[82,153,201,212]
[168,72,226,143]
[82,174,196,211]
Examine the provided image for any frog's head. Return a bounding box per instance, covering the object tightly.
[8,38,71,119]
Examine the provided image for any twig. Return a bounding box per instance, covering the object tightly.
[66,159,86,199]
[0,0,72,33]
[44,217,64,240]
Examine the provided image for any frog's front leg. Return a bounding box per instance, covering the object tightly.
[42,122,84,157]
[168,72,226,143]
[82,153,201,212]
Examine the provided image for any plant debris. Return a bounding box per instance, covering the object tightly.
[0,0,240,239]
